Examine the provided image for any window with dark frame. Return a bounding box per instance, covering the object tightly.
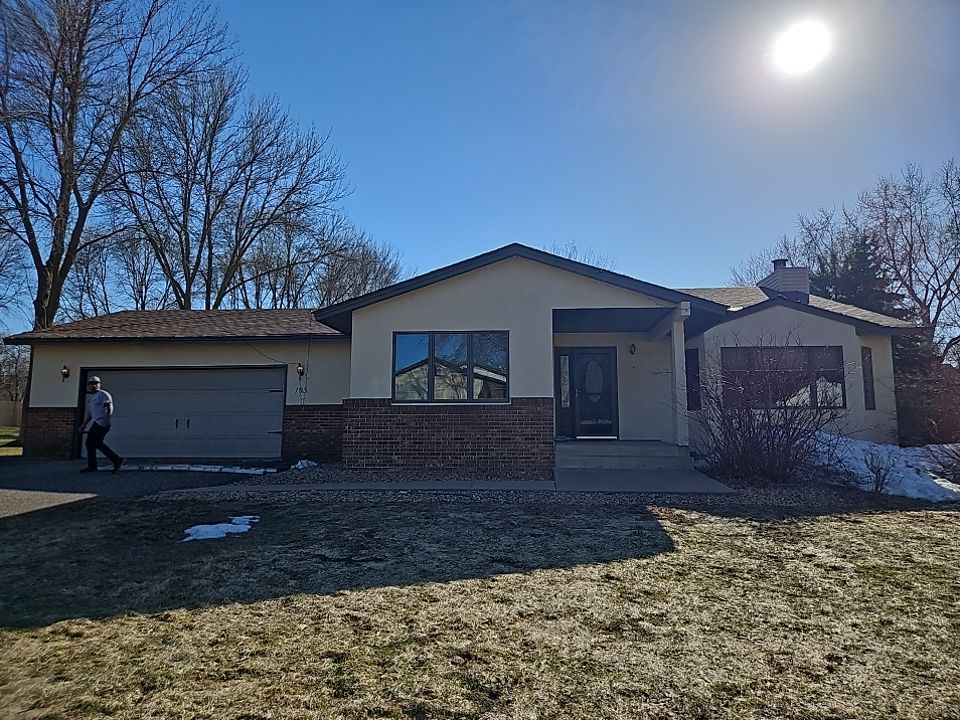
[393,331,509,402]
[720,346,846,409]
[685,348,701,411]
[861,346,876,410]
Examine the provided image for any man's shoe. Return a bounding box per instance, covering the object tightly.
[80,467,98,473]
[113,458,125,473]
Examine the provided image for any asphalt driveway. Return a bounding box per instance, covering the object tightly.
[0,458,243,518]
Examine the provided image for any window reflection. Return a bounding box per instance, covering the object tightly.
[393,333,429,400]
[473,332,508,399]
[392,331,509,402]
[435,333,469,399]
[721,345,845,409]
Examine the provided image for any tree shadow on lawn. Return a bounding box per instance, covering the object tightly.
[0,495,676,629]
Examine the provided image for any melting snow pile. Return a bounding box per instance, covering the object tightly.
[823,435,960,502]
[182,515,260,542]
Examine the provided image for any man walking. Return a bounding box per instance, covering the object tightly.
[80,376,123,473]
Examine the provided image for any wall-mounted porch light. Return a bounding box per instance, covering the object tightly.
[296,362,305,377]
[629,344,637,355]
[60,365,70,381]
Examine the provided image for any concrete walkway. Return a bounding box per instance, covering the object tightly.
[554,469,735,494]
[174,480,557,493]
[171,470,733,495]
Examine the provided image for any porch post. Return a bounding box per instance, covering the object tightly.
[670,303,691,447]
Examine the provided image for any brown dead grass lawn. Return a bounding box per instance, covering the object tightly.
[0,494,958,720]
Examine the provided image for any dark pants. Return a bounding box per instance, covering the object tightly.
[86,422,121,470]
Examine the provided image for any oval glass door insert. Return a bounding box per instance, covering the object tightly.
[585,360,603,403]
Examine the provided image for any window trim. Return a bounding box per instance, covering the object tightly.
[685,348,701,411]
[720,345,847,410]
[391,330,510,404]
[861,346,876,411]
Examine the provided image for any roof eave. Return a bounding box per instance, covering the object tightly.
[3,333,348,345]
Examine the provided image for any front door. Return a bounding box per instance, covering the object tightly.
[554,347,618,439]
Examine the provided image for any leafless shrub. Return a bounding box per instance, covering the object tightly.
[863,451,897,494]
[931,444,960,485]
[690,335,846,483]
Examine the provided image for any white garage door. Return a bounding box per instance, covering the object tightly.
[90,367,286,459]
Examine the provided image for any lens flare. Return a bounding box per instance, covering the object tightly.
[772,20,832,76]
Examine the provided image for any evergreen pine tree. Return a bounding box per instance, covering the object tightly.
[809,234,906,318]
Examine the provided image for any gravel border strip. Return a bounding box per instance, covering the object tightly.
[151,477,933,517]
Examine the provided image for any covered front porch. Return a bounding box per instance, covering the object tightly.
[549,304,734,492]
[551,303,699,447]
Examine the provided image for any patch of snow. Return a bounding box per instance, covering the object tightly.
[291,459,318,469]
[820,434,960,502]
[134,463,276,474]
[182,515,260,542]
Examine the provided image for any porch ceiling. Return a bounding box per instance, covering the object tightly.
[552,308,672,333]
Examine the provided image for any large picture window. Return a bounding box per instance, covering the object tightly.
[393,331,509,402]
[721,346,846,409]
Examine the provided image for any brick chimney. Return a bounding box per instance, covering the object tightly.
[757,258,810,304]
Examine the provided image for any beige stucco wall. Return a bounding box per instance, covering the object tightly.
[689,304,898,444]
[553,333,674,442]
[349,256,672,398]
[28,339,351,407]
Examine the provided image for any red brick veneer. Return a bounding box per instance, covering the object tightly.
[341,397,554,470]
[281,404,345,462]
[21,406,77,459]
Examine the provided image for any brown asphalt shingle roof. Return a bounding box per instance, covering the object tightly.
[5,309,343,344]
[678,287,916,330]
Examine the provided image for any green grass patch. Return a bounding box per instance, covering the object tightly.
[0,493,957,719]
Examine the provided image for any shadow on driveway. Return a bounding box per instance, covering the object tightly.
[0,457,248,518]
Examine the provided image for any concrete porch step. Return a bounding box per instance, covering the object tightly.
[557,456,691,470]
[556,441,687,457]
[555,441,692,470]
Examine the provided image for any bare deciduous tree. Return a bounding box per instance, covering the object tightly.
[231,215,403,309]
[0,231,23,309]
[732,160,960,362]
[60,237,112,320]
[729,236,798,286]
[547,240,616,271]
[112,231,171,310]
[115,67,348,309]
[0,340,28,401]
[0,0,227,329]
[861,161,960,363]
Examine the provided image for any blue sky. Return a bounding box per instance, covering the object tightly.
[2,1,956,334]
[215,0,959,285]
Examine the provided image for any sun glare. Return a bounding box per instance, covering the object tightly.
[772,19,832,76]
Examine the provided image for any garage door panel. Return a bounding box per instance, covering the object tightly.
[87,367,286,459]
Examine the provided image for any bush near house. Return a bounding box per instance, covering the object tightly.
[692,341,845,482]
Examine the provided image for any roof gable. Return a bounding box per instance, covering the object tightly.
[314,243,728,333]
[680,287,917,335]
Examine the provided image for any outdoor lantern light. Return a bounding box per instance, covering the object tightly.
[629,344,637,355]
[296,362,305,377]
[60,365,70,381]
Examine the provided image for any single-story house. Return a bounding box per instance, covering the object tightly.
[7,243,915,470]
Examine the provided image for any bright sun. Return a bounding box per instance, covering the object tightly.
[772,19,832,76]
